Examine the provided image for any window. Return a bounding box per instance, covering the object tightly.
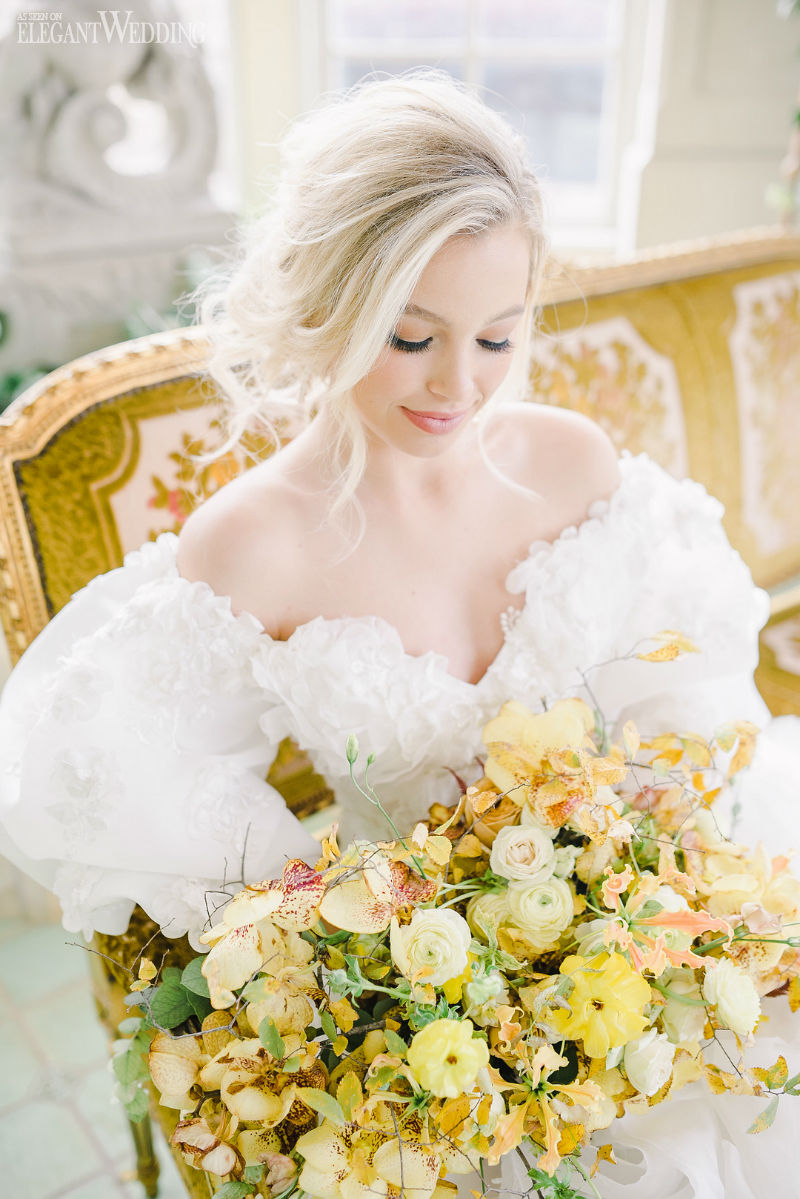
[313,0,629,244]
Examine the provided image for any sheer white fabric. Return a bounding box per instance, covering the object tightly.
[0,452,797,1196]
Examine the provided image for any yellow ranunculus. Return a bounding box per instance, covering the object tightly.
[548,952,652,1058]
[407,1018,489,1098]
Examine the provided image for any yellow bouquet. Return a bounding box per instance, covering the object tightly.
[113,633,800,1198]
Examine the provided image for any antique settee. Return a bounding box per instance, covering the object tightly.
[1,228,798,1195]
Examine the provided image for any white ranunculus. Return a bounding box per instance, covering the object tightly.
[623,1028,675,1096]
[507,878,574,951]
[702,958,761,1037]
[489,825,556,884]
[390,908,471,986]
[466,892,511,942]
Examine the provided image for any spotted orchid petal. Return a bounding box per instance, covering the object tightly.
[201,923,264,1009]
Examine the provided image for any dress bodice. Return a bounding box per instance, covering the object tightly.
[0,454,775,947]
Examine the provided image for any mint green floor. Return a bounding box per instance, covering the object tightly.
[0,918,185,1199]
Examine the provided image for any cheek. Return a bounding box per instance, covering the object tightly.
[355,352,423,406]
[481,353,515,393]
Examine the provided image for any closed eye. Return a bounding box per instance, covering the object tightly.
[388,333,514,354]
[388,333,432,353]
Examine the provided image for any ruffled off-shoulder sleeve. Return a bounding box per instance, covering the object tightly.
[542,456,797,852]
[504,454,798,851]
[0,534,319,948]
[587,458,772,735]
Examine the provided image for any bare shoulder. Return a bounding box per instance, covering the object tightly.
[176,465,308,632]
[491,403,620,519]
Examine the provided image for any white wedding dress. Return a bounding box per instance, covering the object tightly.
[0,452,798,1197]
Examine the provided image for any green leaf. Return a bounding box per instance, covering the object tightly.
[212,1183,255,1199]
[370,1065,396,1089]
[161,966,182,984]
[186,990,213,1022]
[383,1029,407,1055]
[337,1072,362,1121]
[149,980,194,1029]
[124,990,150,1008]
[320,1009,338,1042]
[242,1165,264,1183]
[296,1086,345,1127]
[282,1055,302,1073]
[117,1016,143,1036]
[757,1055,789,1090]
[747,1095,779,1134]
[124,1087,151,1123]
[181,958,210,998]
[113,1048,149,1086]
[258,1017,285,1060]
[635,900,664,920]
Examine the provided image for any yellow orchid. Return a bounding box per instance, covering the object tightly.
[208,1036,326,1126]
[148,1032,208,1109]
[319,847,437,933]
[482,699,595,821]
[548,952,652,1058]
[244,859,327,931]
[170,1116,244,1179]
[201,915,315,1010]
[244,975,315,1037]
[296,1120,442,1199]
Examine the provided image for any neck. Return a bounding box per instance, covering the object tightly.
[307,405,488,507]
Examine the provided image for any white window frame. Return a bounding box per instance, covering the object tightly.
[294,0,649,252]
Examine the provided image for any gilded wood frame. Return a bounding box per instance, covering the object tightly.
[0,327,211,664]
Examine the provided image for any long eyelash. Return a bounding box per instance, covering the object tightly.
[389,333,514,355]
[388,333,432,354]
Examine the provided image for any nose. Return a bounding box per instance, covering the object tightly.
[425,345,481,408]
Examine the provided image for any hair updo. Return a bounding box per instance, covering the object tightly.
[197,69,547,538]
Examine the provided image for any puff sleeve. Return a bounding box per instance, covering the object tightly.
[0,534,319,948]
[582,458,797,852]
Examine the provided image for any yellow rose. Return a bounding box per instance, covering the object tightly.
[408,1018,489,1098]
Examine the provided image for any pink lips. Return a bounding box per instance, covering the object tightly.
[401,407,470,435]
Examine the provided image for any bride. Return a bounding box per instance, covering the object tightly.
[0,71,797,1198]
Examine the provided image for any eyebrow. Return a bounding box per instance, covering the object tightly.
[402,302,525,327]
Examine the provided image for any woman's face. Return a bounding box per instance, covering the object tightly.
[351,224,530,459]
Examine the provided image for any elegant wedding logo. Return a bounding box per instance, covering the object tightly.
[16,9,206,47]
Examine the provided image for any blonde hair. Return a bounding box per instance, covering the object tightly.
[197,69,547,549]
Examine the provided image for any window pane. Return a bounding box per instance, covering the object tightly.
[331,58,464,91]
[481,62,605,184]
[475,0,615,42]
[328,0,467,43]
